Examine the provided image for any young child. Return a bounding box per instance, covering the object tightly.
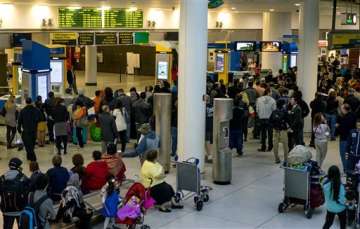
[101,176,121,229]
[313,113,330,168]
[322,165,346,229]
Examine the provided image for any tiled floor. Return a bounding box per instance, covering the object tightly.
[0,72,345,228]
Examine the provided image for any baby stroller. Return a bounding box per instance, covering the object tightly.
[346,160,360,228]
[114,183,154,229]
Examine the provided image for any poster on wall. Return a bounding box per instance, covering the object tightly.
[215,53,225,72]
[261,41,281,52]
[157,61,168,80]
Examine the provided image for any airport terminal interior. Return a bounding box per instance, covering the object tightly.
[0,0,358,228]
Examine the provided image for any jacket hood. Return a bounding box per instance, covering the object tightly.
[4,169,20,180]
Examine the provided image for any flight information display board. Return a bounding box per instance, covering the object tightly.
[59,8,102,28]
[104,9,143,28]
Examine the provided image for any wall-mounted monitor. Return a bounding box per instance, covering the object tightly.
[261,41,281,52]
[157,61,169,80]
[235,42,256,51]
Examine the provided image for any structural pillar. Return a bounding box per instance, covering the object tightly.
[178,0,208,170]
[261,12,291,73]
[85,45,97,86]
[298,0,319,132]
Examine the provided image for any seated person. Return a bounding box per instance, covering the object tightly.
[46,155,70,202]
[82,151,109,191]
[56,177,92,229]
[71,154,86,183]
[140,150,183,213]
[29,173,56,229]
[102,143,126,183]
[29,161,43,192]
[122,123,160,162]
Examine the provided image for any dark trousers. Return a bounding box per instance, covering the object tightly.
[47,119,54,142]
[22,132,36,161]
[56,135,68,154]
[253,115,260,139]
[76,127,84,148]
[260,119,273,149]
[323,210,346,229]
[6,125,16,147]
[118,130,127,152]
[243,116,248,141]
[230,129,243,154]
[288,130,303,151]
[3,215,19,229]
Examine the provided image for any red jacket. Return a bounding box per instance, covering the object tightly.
[83,160,109,191]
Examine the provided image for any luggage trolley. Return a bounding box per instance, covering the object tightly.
[278,165,313,218]
[174,158,211,211]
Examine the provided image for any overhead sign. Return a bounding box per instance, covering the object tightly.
[95,32,117,45]
[59,8,102,28]
[134,32,149,44]
[78,32,95,45]
[208,0,224,9]
[328,31,360,49]
[50,32,78,45]
[104,9,143,28]
[118,32,133,44]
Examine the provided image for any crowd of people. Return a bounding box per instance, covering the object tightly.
[0,53,359,228]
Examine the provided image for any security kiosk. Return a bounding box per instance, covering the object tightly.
[212,98,233,185]
[22,41,51,102]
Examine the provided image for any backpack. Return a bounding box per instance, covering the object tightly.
[349,129,360,157]
[102,191,121,218]
[270,109,288,130]
[0,173,28,212]
[19,193,49,229]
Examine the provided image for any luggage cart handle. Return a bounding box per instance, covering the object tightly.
[185,157,200,166]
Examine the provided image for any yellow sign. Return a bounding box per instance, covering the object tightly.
[329,32,360,49]
[50,32,78,45]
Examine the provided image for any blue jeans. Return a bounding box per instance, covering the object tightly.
[325,113,337,139]
[230,129,243,154]
[339,141,348,172]
[171,127,177,157]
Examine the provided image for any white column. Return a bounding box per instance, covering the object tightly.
[85,45,97,86]
[178,0,208,170]
[262,12,291,73]
[298,0,319,132]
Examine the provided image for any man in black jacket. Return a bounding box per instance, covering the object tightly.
[288,96,303,150]
[294,91,310,145]
[44,91,56,142]
[17,98,41,161]
[98,105,118,153]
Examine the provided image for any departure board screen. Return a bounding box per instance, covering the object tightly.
[104,10,143,28]
[59,8,102,28]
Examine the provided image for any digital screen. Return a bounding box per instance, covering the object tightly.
[37,75,48,102]
[215,53,225,72]
[290,55,297,68]
[50,60,63,84]
[59,8,143,28]
[261,41,281,52]
[157,61,168,80]
[236,42,255,51]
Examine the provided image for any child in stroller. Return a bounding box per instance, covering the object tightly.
[115,182,154,229]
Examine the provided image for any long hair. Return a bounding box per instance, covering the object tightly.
[327,165,341,203]
[313,113,324,128]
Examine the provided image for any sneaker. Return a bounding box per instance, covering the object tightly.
[275,159,281,164]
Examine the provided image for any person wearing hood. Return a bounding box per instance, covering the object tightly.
[122,121,160,162]
[0,158,30,229]
[256,87,276,152]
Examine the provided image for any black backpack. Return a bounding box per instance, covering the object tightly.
[271,109,288,130]
[0,173,28,212]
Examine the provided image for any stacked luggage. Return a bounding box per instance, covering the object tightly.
[278,145,325,219]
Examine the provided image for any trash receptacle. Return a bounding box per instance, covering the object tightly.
[212,98,233,185]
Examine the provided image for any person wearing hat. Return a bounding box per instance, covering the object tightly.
[0,157,30,229]
[17,97,41,161]
[122,119,160,162]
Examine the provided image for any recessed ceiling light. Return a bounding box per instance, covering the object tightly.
[294,3,301,7]
[231,7,236,10]
[269,9,275,12]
